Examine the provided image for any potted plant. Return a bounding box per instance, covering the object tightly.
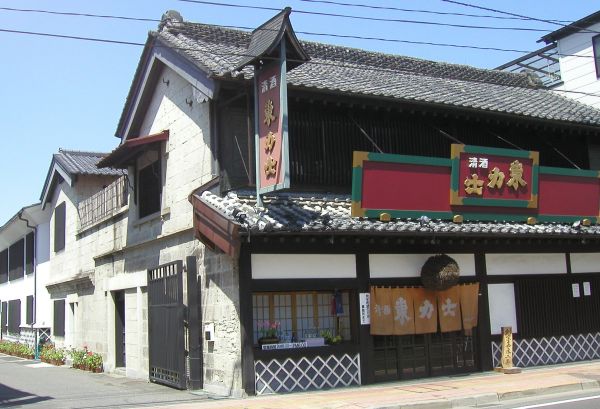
[257,320,281,345]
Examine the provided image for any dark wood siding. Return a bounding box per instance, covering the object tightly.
[219,106,251,191]
[8,239,24,281]
[25,232,34,275]
[0,250,7,284]
[54,202,66,252]
[26,295,34,325]
[53,299,65,337]
[8,299,21,335]
[516,276,600,338]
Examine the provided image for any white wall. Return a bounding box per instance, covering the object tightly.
[252,254,356,279]
[554,21,600,109]
[488,283,518,335]
[486,253,566,275]
[570,253,600,274]
[369,254,475,278]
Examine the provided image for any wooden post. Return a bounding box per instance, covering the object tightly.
[495,326,521,374]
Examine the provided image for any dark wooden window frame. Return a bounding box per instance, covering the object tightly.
[54,202,66,253]
[25,232,34,275]
[0,249,7,284]
[26,295,34,325]
[8,239,24,281]
[8,299,21,335]
[53,299,65,337]
[0,301,6,335]
[137,157,162,219]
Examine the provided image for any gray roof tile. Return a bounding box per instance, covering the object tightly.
[55,149,124,177]
[154,19,600,127]
[197,191,600,238]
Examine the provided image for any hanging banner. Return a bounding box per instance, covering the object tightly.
[254,43,290,196]
[391,287,415,335]
[460,283,479,331]
[414,288,438,334]
[437,286,462,332]
[370,287,394,335]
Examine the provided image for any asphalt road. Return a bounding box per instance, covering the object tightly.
[0,354,208,408]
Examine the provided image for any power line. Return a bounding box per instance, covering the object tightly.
[441,0,600,35]
[2,26,600,99]
[177,0,550,32]
[299,0,572,23]
[1,5,596,60]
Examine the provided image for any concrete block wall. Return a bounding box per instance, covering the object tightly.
[196,245,244,397]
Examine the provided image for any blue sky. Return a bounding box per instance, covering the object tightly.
[0,0,598,224]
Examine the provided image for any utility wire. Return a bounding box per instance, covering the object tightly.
[3,26,600,99]
[177,0,550,32]
[1,6,596,59]
[299,0,572,23]
[441,0,600,35]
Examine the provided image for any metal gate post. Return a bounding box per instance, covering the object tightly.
[186,256,202,389]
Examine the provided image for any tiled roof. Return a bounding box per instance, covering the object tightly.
[197,191,600,238]
[154,17,600,127]
[55,149,125,177]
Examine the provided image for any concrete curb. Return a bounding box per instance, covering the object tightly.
[374,379,600,409]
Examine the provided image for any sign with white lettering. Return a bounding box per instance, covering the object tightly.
[261,341,308,350]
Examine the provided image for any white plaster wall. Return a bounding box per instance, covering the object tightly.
[34,261,53,328]
[369,253,476,278]
[252,254,356,279]
[570,253,600,274]
[488,283,518,335]
[554,21,600,109]
[0,269,34,328]
[485,253,566,275]
[127,64,214,247]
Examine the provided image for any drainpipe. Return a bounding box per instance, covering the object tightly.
[17,211,38,359]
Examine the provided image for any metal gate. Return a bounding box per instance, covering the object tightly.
[148,261,186,389]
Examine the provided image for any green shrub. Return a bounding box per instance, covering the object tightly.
[70,347,103,372]
[0,341,34,359]
[40,344,66,365]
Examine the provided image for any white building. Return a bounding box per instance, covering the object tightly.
[498,10,600,109]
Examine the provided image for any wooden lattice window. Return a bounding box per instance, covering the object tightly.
[251,290,351,345]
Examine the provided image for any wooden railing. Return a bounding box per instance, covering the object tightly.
[78,176,128,230]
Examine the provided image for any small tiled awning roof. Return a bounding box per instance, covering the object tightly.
[98,130,169,169]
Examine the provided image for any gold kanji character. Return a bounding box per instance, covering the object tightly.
[464,174,484,195]
[264,157,277,177]
[507,160,527,190]
[263,99,276,127]
[265,131,276,153]
[487,167,505,189]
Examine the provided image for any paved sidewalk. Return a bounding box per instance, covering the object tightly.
[154,361,600,409]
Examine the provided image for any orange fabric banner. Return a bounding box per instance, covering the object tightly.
[460,283,480,330]
[413,288,438,334]
[437,286,462,332]
[391,287,415,335]
[370,287,394,335]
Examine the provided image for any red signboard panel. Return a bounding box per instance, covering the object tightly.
[539,174,600,217]
[362,161,451,212]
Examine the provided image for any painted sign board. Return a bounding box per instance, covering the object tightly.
[254,42,290,197]
[351,144,600,224]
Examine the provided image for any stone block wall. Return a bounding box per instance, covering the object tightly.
[196,244,244,397]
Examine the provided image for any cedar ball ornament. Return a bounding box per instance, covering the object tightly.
[421,254,460,290]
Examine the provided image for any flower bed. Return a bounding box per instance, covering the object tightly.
[0,340,34,359]
[40,343,66,366]
[71,347,103,373]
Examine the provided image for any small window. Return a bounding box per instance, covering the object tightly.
[594,35,600,79]
[26,295,34,325]
[8,239,24,281]
[0,250,7,284]
[53,299,65,337]
[138,159,161,218]
[8,299,21,335]
[252,290,352,345]
[54,202,66,252]
[0,301,6,335]
[25,232,34,274]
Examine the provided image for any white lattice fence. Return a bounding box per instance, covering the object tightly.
[255,353,360,395]
[492,332,600,368]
